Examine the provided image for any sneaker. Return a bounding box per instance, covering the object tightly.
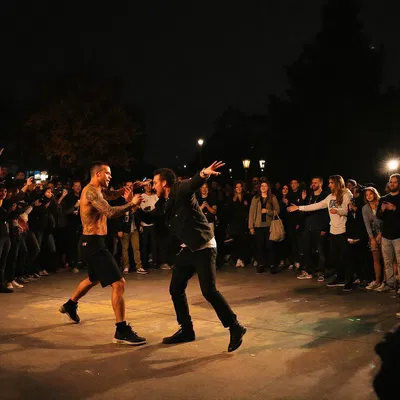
[317,274,325,283]
[162,327,195,344]
[294,262,301,269]
[279,260,285,268]
[113,324,146,346]
[235,259,241,268]
[7,282,14,290]
[32,273,41,279]
[228,323,247,352]
[11,280,24,289]
[366,281,380,290]
[160,264,171,270]
[288,264,294,270]
[123,267,130,275]
[0,285,13,293]
[253,260,258,268]
[59,301,80,323]
[39,270,49,276]
[375,283,394,292]
[343,283,353,292]
[72,268,79,274]
[297,271,312,280]
[396,312,400,319]
[136,267,148,275]
[16,277,29,284]
[326,278,345,287]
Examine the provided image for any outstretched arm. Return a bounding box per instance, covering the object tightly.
[86,186,141,219]
[102,187,124,201]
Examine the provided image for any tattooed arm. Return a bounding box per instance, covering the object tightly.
[102,188,125,201]
[86,186,135,219]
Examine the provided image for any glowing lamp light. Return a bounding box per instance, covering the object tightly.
[197,138,204,146]
[40,171,49,181]
[242,159,251,169]
[229,168,232,173]
[387,159,399,171]
[259,159,266,169]
[183,165,187,168]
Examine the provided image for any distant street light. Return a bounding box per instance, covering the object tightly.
[183,165,187,168]
[259,158,265,173]
[242,158,251,181]
[197,139,204,167]
[387,159,399,172]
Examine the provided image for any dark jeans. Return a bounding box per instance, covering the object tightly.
[254,227,274,266]
[329,233,348,281]
[17,232,28,277]
[5,235,20,282]
[345,240,371,285]
[67,225,82,267]
[287,225,302,264]
[141,225,158,268]
[231,233,249,263]
[32,231,57,272]
[301,230,326,274]
[0,236,11,287]
[169,247,237,328]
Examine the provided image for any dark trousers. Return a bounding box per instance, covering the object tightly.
[141,225,158,268]
[67,225,81,267]
[0,236,11,287]
[5,235,20,282]
[345,240,370,285]
[32,231,57,272]
[17,232,28,277]
[169,247,237,328]
[254,227,274,266]
[302,230,326,274]
[330,233,348,281]
[231,233,249,263]
[287,225,302,264]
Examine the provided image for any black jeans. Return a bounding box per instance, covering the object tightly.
[169,247,237,328]
[254,227,274,266]
[5,235,20,282]
[287,225,302,264]
[0,236,11,287]
[302,230,326,274]
[141,225,158,268]
[231,233,249,263]
[329,233,348,281]
[345,240,370,285]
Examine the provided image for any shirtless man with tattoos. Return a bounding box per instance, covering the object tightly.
[59,161,148,345]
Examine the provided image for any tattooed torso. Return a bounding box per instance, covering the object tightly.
[80,185,108,235]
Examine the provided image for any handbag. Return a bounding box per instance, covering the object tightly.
[269,212,285,242]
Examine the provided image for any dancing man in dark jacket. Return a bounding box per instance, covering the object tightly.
[138,161,246,352]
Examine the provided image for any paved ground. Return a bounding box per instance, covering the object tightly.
[1,266,396,400]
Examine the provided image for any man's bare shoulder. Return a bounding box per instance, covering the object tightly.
[82,184,102,203]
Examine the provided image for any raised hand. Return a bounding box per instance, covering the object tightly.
[123,186,133,203]
[203,161,225,176]
[131,194,144,206]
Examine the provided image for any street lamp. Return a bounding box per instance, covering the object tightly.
[197,138,204,167]
[259,158,265,172]
[387,159,399,172]
[242,158,251,181]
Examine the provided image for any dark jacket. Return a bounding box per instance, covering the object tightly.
[227,196,249,236]
[346,205,368,241]
[138,172,212,251]
[117,209,141,234]
[301,190,330,233]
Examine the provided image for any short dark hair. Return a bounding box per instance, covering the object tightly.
[390,173,400,183]
[346,179,357,187]
[153,168,176,187]
[90,161,109,177]
[0,183,6,190]
[312,176,324,183]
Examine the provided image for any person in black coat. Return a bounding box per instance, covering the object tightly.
[138,162,246,352]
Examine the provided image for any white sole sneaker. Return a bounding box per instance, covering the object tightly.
[112,338,147,345]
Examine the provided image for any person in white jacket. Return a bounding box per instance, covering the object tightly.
[288,175,353,287]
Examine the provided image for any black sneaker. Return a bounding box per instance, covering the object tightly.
[113,324,146,345]
[59,301,80,323]
[162,328,195,344]
[0,286,14,293]
[326,278,345,287]
[228,323,247,352]
[343,283,353,292]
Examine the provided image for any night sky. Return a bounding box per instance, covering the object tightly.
[2,1,400,166]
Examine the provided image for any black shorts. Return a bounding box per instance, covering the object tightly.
[80,235,123,287]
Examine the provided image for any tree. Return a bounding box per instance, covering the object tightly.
[24,74,144,170]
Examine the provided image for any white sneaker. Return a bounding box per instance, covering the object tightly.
[7,282,13,290]
[39,270,49,276]
[294,262,301,269]
[253,260,258,267]
[375,283,393,292]
[297,271,312,280]
[136,267,148,275]
[288,264,294,270]
[72,268,79,274]
[123,267,130,275]
[236,259,241,268]
[11,280,24,289]
[366,281,380,290]
[160,263,171,270]
[396,312,400,319]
